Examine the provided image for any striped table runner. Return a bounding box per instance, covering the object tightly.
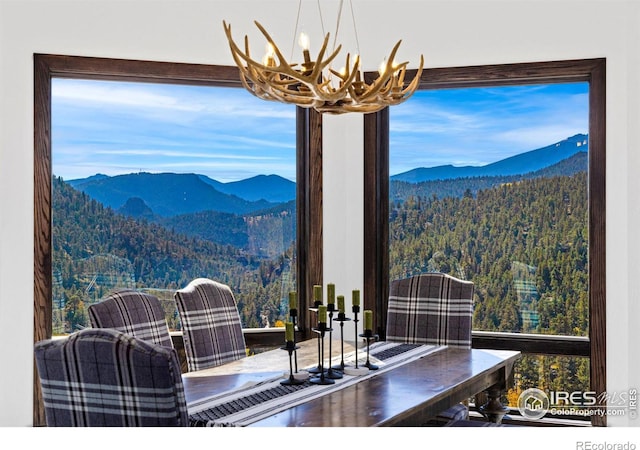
[188,342,444,426]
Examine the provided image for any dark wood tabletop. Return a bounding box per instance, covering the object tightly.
[182,339,520,427]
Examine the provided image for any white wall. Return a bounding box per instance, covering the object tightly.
[1,0,638,429]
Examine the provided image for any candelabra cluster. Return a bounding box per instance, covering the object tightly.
[280,284,377,386]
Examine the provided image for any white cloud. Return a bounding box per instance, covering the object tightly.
[53,80,192,111]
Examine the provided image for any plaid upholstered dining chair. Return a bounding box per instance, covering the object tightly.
[34,328,188,427]
[174,278,247,372]
[386,272,475,424]
[88,289,174,348]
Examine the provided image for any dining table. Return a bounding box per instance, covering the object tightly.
[182,336,520,427]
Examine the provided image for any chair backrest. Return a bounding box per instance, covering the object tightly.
[386,272,473,348]
[88,289,173,348]
[34,328,188,427]
[174,278,246,372]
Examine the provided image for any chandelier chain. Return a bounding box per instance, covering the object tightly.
[348,0,361,56]
[331,0,343,55]
[290,0,303,60]
[317,0,327,36]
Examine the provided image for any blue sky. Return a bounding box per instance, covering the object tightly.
[390,83,589,176]
[52,79,588,182]
[52,79,297,183]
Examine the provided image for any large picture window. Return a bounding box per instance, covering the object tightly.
[388,81,592,415]
[51,78,296,333]
[364,59,606,425]
[34,54,323,425]
[388,82,589,338]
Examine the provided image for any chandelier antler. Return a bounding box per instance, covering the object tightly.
[223,19,423,114]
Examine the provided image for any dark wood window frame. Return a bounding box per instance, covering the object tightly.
[33,54,323,425]
[363,58,606,426]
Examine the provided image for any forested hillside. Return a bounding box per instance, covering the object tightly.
[389,171,590,395]
[52,154,590,396]
[52,176,293,332]
[157,200,296,258]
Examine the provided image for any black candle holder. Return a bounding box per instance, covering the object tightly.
[310,322,335,385]
[358,329,379,370]
[307,305,323,375]
[343,305,369,376]
[326,305,343,379]
[280,341,305,385]
[353,305,360,368]
[289,308,299,373]
[331,311,351,371]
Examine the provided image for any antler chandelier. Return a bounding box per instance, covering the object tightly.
[223,1,423,114]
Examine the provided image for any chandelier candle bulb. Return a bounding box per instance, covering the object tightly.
[318,305,327,324]
[364,310,373,332]
[285,321,294,342]
[263,43,276,67]
[337,295,345,313]
[299,32,310,58]
[352,290,360,307]
[338,67,347,87]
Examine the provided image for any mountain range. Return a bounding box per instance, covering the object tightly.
[391,133,588,183]
[66,133,587,218]
[198,174,296,203]
[68,172,295,217]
